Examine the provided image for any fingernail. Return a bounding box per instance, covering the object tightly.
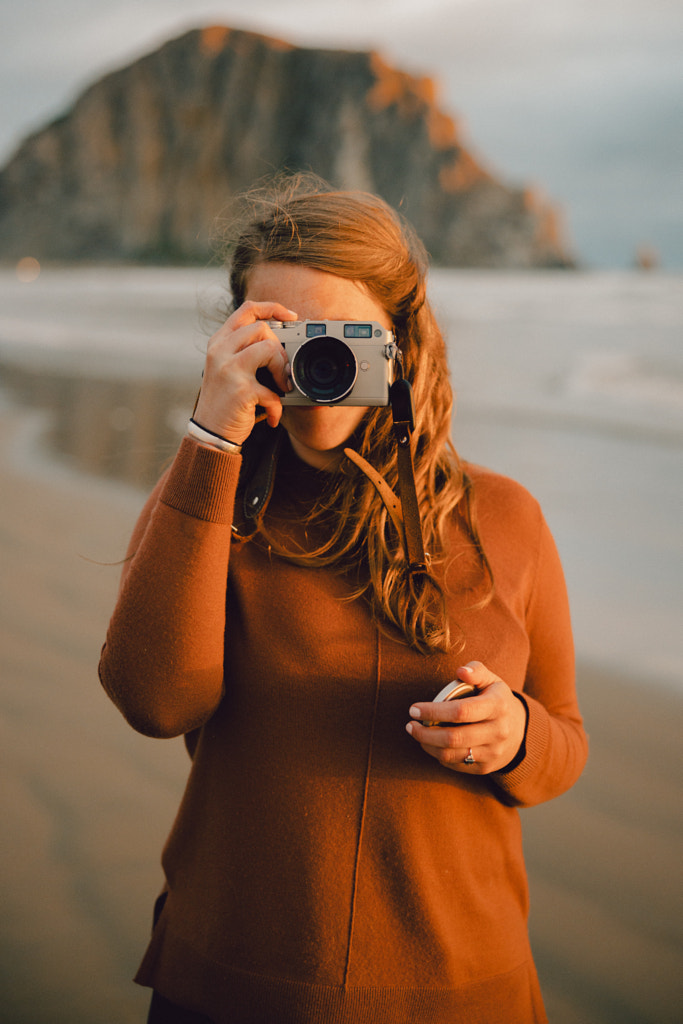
[405,722,414,736]
[460,665,473,674]
[409,706,421,719]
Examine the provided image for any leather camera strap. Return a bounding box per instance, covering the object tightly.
[390,377,428,575]
[344,376,428,577]
[229,362,427,576]
[343,447,405,539]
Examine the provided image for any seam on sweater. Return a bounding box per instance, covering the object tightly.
[342,626,382,986]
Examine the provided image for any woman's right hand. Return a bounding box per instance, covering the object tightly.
[192,300,299,445]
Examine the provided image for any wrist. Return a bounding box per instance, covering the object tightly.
[187,418,243,454]
[497,693,529,774]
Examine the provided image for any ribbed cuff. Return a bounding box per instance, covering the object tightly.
[491,693,550,797]
[159,436,242,524]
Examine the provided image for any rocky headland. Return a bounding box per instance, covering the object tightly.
[0,26,573,267]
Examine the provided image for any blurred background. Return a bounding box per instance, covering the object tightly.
[1,0,682,267]
[0,3,681,1023]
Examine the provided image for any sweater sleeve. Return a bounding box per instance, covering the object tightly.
[98,437,242,738]
[491,512,588,807]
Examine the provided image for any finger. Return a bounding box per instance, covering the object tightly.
[250,340,292,397]
[408,692,492,727]
[406,718,480,750]
[457,661,500,691]
[221,319,293,395]
[227,300,298,333]
[408,662,502,727]
[255,390,285,429]
[232,332,291,382]
[209,318,282,358]
[206,332,291,396]
[405,722,484,772]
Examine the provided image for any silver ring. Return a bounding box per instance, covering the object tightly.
[464,748,476,764]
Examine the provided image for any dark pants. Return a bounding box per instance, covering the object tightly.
[147,990,214,1023]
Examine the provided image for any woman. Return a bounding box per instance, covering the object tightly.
[99,176,588,1024]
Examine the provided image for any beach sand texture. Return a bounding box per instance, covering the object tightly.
[0,373,681,1024]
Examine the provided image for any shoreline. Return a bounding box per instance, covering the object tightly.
[0,355,197,490]
[1,373,681,1023]
[2,354,682,692]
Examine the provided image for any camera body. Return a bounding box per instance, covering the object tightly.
[268,320,397,406]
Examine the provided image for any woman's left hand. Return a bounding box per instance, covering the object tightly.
[405,661,527,774]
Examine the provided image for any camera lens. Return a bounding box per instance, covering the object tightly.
[291,337,357,403]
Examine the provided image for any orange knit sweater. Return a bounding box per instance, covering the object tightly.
[99,436,587,1024]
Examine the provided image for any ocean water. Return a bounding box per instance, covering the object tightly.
[429,269,683,692]
[1,266,682,690]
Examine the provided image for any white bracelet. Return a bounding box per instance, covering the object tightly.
[187,419,242,454]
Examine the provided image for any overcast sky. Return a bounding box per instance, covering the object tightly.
[1,0,682,267]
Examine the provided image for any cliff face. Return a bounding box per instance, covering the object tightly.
[0,27,572,267]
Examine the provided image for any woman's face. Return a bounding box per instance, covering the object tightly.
[245,262,392,470]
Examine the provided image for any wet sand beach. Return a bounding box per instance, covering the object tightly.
[0,372,681,1024]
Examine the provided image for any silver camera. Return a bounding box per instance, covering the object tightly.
[267,320,397,405]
